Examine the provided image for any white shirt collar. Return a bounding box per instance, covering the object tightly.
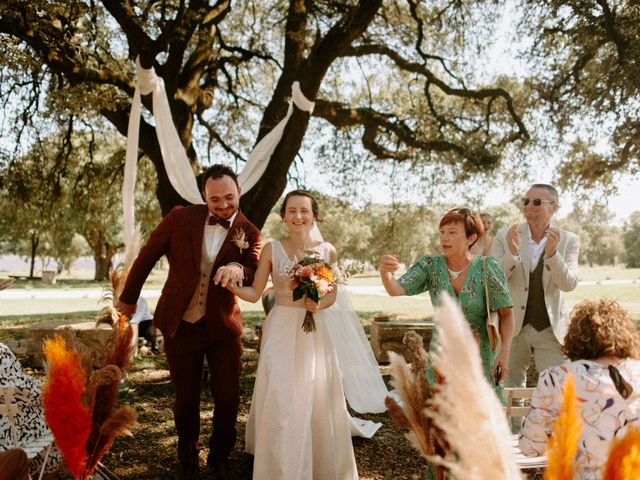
[527,225,548,247]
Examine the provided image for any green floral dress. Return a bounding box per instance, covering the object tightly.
[398,255,512,399]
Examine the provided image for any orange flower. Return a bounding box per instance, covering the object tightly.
[42,335,92,479]
[602,427,640,480]
[544,374,583,480]
[316,265,335,282]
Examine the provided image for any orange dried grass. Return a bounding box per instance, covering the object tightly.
[43,324,137,479]
[544,374,583,480]
[602,427,640,480]
[42,335,92,479]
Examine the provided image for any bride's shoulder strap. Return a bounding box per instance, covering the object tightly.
[270,239,284,262]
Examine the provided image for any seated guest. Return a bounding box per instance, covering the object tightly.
[130,297,159,354]
[520,299,640,479]
[0,343,63,478]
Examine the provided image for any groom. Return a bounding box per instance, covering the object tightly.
[117,164,261,478]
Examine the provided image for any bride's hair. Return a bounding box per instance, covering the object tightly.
[280,190,322,222]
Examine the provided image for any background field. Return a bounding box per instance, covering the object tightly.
[1,264,638,328]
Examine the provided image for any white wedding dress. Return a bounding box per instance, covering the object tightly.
[246,241,359,480]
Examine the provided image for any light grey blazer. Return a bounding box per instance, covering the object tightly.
[492,223,580,343]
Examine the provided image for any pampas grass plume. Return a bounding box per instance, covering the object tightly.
[427,292,522,480]
[387,351,432,457]
[544,373,582,480]
[386,332,448,480]
[42,335,92,479]
[85,405,138,474]
[602,427,640,480]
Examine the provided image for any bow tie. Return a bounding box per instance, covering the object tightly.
[208,215,231,229]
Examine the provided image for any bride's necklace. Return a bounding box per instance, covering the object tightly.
[447,261,471,280]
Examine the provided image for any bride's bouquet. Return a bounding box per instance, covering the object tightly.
[288,254,336,333]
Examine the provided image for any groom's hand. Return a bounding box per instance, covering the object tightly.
[116,301,136,318]
[213,263,244,288]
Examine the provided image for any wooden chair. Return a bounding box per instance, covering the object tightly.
[503,387,547,471]
[504,387,534,418]
[0,385,53,480]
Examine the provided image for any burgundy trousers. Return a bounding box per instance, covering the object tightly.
[163,320,242,467]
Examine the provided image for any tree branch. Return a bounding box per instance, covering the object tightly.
[343,43,529,139]
[313,99,465,160]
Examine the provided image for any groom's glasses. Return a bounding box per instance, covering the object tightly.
[522,197,555,207]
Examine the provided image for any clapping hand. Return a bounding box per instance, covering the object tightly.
[544,227,560,258]
[506,225,521,256]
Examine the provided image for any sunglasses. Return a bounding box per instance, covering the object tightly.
[522,198,555,207]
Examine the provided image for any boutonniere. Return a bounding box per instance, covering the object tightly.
[232,228,249,254]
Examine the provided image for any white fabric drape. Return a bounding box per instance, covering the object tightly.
[237,81,314,192]
[123,56,314,246]
[123,58,204,244]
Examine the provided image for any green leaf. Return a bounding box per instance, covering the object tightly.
[308,288,319,303]
[292,286,305,301]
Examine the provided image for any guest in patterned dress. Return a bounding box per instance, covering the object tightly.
[0,343,63,478]
[379,208,514,397]
[520,299,640,479]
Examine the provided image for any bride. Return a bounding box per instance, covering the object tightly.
[229,190,359,479]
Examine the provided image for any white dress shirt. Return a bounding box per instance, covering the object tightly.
[204,210,238,262]
[513,226,549,272]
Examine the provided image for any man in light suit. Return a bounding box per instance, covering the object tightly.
[493,184,580,389]
[117,164,261,479]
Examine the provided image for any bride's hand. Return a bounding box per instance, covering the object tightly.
[305,298,320,313]
[379,255,400,274]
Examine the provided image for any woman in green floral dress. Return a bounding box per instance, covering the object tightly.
[380,208,514,397]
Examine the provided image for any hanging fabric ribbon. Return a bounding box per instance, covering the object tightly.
[123,57,204,245]
[123,56,314,246]
[238,81,315,191]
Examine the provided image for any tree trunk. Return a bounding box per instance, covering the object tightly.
[94,254,111,281]
[29,232,39,279]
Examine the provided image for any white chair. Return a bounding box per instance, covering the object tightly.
[0,385,53,480]
[503,387,547,471]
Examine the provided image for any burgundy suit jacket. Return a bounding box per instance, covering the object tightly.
[120,204,262,340]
